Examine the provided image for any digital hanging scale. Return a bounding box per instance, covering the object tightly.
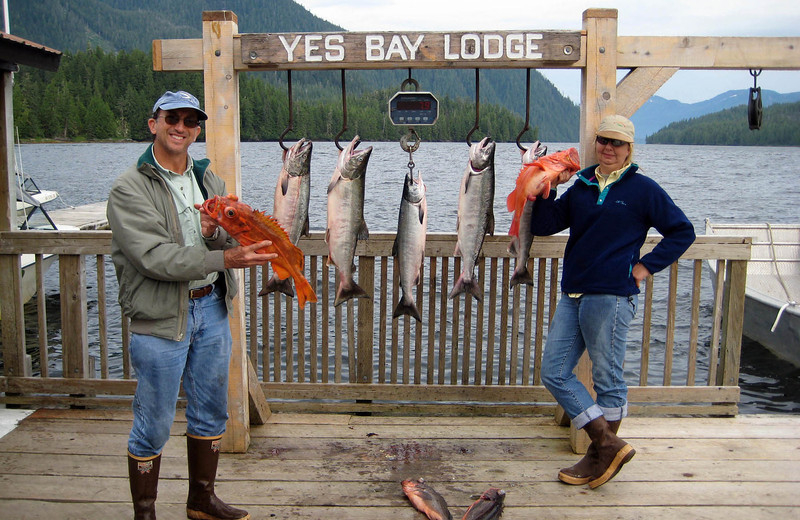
[388,91,439,126]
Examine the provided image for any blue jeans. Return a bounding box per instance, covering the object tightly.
[541,293,637,429]
[128,285,232,457]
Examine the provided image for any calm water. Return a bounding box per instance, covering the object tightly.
[15,140,800,413]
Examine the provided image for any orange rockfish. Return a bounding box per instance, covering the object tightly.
[201,194,317,309]
[506,147,580,286]
[402,478,453,520]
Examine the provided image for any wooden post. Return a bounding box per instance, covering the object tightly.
[717,259,747,387]
[201,10,251,453]
[60,255,89,379]
[0,69,31,379]
[561,8,621,455]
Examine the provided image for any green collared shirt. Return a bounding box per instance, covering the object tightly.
[153,154,218,290]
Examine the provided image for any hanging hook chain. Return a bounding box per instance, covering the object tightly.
[279,70,294,151]
[466,69,481,147]
[335,69,348,151]
[750,69,762,89]
[400,127,420,175]
[516,68,532,152]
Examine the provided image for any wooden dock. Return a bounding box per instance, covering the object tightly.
[0,408,798,519]
[48,200,108,230]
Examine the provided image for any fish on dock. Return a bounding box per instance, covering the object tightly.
[401,478,453,520]
[392,169,427,322]
[506,146,580,287]
[325,135,373,306]
[201,194,317,309]
[449,137,496,302]
[461,487,505,520]
[263,138,313,298]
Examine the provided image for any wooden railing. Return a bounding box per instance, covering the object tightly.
[0,229,749,416]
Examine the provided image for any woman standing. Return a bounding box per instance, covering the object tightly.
[530,115,695,488]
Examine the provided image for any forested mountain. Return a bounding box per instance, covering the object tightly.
[646,101,800,146]
[11,48,535,143]
[8,0,580,142]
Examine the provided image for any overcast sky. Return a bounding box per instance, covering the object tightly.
[295,0,800,104]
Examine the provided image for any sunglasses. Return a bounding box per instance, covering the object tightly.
[595,136,628,147]
[156,113,201,128]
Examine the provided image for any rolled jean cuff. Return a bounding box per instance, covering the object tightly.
[600,403,628,422]
[572,404,603,430]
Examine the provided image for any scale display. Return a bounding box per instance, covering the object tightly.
[388,92,439,126]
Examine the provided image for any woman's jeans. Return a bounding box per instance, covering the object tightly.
[128,286,232,457]
[541,293,637,430]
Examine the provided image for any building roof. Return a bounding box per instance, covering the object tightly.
[0,32,61,72]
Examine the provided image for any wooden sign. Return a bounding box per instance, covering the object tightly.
[241,31,582,70]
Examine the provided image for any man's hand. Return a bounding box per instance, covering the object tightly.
[632,262,651,288]
[224,240,277,268]
[194,203,218,239]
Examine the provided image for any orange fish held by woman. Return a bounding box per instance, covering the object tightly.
[201,194,317,309]
[506,147,581,238]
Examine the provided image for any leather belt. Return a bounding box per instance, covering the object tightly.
[189,284,214,299]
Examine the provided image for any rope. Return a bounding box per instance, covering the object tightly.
[766,222,797,332]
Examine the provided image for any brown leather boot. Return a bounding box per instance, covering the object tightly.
[186,434,250,520]
[583,417,635,489]
[128,452,160,520]
[558,419,621,485]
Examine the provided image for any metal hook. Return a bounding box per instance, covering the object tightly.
[750,68,762,88]
[466,69,480,147]
[334,69,348,151]
[516,69,532,151]
[278,70,293,151]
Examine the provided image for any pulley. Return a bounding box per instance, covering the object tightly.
[748,69,762,131]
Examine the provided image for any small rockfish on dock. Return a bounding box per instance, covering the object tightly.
[326,135,372,306]
[264,138,313,298]
[449,137,496,302]
[401,478,453,520]
[461,487,505,520]
[392,169,427,322]
[201,194,317,309]
[506,147,580,286]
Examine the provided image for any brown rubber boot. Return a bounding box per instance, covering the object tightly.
[583,417,635,489]
[128,452,160,520]
[186,434,250,520]
[558,419,621,485]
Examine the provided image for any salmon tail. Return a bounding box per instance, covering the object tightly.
[448,272,483,302]
[259,274,295,297]
[393,293,422,322]
[510,264,533,287]
[334,275,369,307]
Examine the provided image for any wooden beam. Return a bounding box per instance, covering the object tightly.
[153,34,800,73]
[616,67,679,119]
[247,359,271,425]
[617,36,800,69]
[200,10,250,453]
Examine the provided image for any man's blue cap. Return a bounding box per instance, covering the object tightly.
[152,90,208,120]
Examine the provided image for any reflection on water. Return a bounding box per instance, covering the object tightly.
[739,338,800,414]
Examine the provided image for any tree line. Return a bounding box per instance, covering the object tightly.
[646,101,800,146]
[12,48,543,144]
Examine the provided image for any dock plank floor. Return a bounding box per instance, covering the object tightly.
[0,409,798,519]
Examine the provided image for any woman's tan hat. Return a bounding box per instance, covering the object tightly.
[596,115,634,143]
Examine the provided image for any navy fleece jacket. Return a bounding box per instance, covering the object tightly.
[530,163,695,296]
